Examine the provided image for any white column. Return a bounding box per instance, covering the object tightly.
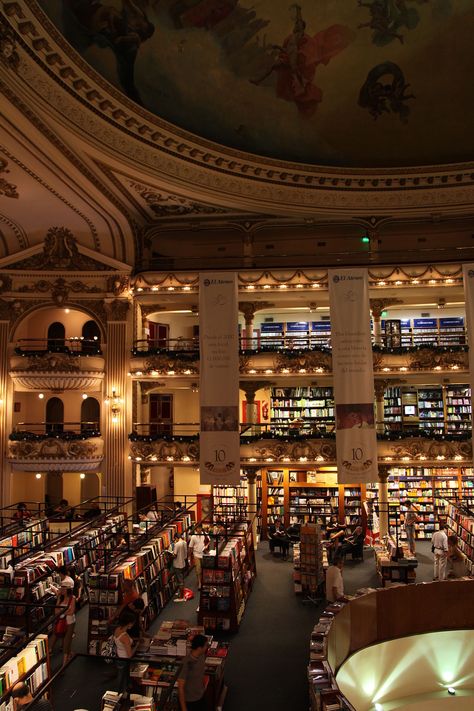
[247,471,258,549]
[378,468,389,538]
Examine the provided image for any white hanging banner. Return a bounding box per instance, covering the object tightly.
[199,272,240,485]
[462,265,474,438]
[328,268,378,483]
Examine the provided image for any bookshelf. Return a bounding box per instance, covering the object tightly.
[198,522,256,633]
[212,483,248,523]
[270,386,334,434]
[265,470,285,528]
[294,523,326,596]
[445,384,471,432]
[88,515,192,655]
[446,503,474,575]
[289,487,339,526]
[0,633,50,707]
[418,386,444,434]
[342,487,362,527]
[383,386,402,430]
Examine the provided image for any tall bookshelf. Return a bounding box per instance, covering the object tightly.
[88,515,192,655]
[265,470,285,526]
[289,486,339,526]
[445,385,471,432]
[270,386,334,434]
[0,633,50,708]
[383,384,472,434]
[212,483,248,523]
[198,522,256,633]
[446,503,474,575]
[418,386,444,434]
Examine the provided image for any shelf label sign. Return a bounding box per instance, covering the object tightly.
[462,265,474,436]
[199,272,240,485]
[328,269,378,483]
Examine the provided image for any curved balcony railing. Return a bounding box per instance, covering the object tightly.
[132,331,467,356]
[10,422,101,440]
[15,337,102,356]
[129,421,471,441]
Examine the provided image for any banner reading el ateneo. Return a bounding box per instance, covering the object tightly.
[199,272,240,485]
[328,268,378,483]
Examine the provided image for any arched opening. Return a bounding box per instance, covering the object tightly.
[81,320,101,354]
[81,397,100,434]
[47,322,66,352]
[46,397,64,434]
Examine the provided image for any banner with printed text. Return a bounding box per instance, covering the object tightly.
[328,268,378,483]
[199,272,240,485]
[462,265,474,441]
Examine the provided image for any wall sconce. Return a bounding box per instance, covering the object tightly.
[105,388,122,423]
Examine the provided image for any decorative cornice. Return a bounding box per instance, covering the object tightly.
[2,4,474,218]
[0,156,19,198]
[10,229,109,272]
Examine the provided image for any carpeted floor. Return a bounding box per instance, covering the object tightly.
[49,540,434,710]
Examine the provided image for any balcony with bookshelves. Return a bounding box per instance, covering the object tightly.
[8,422,104,472]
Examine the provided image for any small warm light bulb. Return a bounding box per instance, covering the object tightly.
[64,308,70,314]
[82,393,88,400]
[38,393,44,399]
[112,415,118,423]
[35,473,42,479]
[80,473,85,479]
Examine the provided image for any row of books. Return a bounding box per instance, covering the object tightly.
[0,634,47,699]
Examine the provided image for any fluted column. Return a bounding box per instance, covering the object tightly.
[378,466,390,538]
[374,379,388,434]
[370,298,403,346]
[104,301,131,499]
[247,470,258,548]
[239,301,273,349]
[0,321,11,506]
[241,381,268,434]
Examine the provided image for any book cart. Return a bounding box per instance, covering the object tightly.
[198,520,256,633]
[88,512,193,655]
[293,524,327,600]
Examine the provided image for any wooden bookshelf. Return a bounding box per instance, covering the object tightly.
[198,522,256,633]
[0,633,50,706]
[446,502,474,575]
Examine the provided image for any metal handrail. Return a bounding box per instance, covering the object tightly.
[15,337,101,354]
[12,421,100,435]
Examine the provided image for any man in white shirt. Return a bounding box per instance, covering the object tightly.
[172,532,188,602]
[188,524,209,590]
[325,556,345,602]
[432,523,448,581]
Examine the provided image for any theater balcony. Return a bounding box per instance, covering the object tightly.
[8,422,104,471]
[128,423,471,467]
[10,338,104,391]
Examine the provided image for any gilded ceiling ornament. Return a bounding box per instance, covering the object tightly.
[107,275,130,296]
[104,299,130,321]
[0,19,19,72]
[9,228,110,271]
[0,158,19,199]
[20,354,81,373]
[129,182,227,217]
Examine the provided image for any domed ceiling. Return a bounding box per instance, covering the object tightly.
[39,1,474,168]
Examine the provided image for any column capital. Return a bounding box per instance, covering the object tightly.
[246,471,257,484]
[378,465,390,483]
[238,301,273,323]
[370,298,403,319]
[374,378,390,399]
[240,381,269,403]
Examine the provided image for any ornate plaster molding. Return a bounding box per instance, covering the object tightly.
[2,4,474,218]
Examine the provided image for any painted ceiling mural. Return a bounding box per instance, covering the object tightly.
[39,1,474,168]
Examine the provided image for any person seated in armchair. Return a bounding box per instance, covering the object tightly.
[268,519,290,558]
[340,526,365,559]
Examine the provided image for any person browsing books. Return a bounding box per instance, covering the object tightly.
[432,523,448,580]
[178,633,209,711]
[11,682,53,711]
[188,524,209,590]
[404,501,420,556]
[171,531,188,602]
[325,556,346,602]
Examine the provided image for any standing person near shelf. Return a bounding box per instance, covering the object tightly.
[50,578,76,665]
[188,523,209,590]
[114,610,137,694]
[404,501,420,556]
[171,531,188,602]
[11,682,53,711]
[178,633,209,711]
[432,523,448,580]
[113,579,139,620]
[325,555,346,603]
[447,534,467,578]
